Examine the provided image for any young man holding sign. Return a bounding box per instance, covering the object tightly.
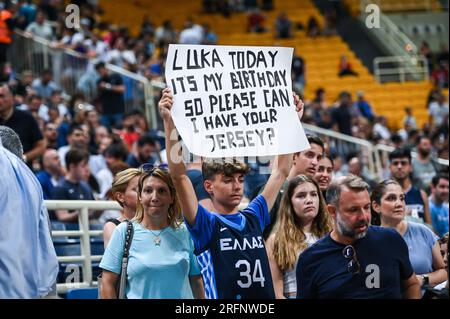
[159,88,304,299]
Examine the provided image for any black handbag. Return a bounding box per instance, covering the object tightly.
[98,220,134,299]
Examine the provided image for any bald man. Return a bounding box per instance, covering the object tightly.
[36,148,65,200]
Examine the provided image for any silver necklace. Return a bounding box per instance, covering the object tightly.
[147,227,168,246]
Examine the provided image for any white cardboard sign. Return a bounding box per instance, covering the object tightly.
[165,44,310,158]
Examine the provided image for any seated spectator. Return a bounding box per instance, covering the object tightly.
[179,18,204,45]
[323,9,337,36]
[373,116,391,142]
[306,16,320,37]
[261,0,274,11]
[96,143,129,199]
[126,134,160,168]
[36,148,65,200]
[266,175,332,298]
[372,180,446,291]
[292,53,305,93]
[43,121,58,149]
[354,91,375,122]
[52,148,98,223]
[247,8,267,33]
[431,62,449,89]
[31,69,59,102]
[338,55,358,77]
[202,23,218,45]
[119,112,141,151]
[429,174,449,238]
[274,12,292,39]
[429,93,449,129]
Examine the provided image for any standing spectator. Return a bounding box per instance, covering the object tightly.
[296,175,421,299]
[100,168,204,299]
[332,91,353,136]
[103,167,142,248]
[96,62,125,128]
[0,84,46,165]
[429,174,449,238]
[31,69,59,101]
[36,148,65,200]
[372,180,447,290]
[274,12,292,39]
[388,148,431,225]
[0,128,58,298]
[338,55,358,77]
[25,10,53,40]
[412,136,437,193]
[0,1,15,65]
[266,175,332,298]
[18,0,37,29]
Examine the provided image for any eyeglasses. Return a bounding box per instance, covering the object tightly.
[140,163,169,172]
[343,245,361,275]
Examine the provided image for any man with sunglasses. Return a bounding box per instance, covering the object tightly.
[296,175,421,298]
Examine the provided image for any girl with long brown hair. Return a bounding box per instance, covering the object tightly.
[266,174,332,298]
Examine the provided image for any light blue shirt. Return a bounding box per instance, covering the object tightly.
[0,138,58,298]
[100,221,201,299]
[429,198,449,238]
[403,221,438,275]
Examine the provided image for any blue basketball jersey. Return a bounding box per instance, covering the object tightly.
[187,195,275,299]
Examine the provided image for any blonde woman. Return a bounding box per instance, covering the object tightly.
[266,175,332,298]
[103,168,141,248]
[100,167,204,299]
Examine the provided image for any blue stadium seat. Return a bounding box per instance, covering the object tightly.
[90,238,105,256]
[66,288,98,299]
[54,240,81,256]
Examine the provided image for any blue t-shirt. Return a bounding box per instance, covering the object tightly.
[429,198,449,238]
[296,226,414,299]
[100,222,201,299]
[403,222,438,276]
[186,169,210,201]
[186,195,274,299]
[405,186,426,223]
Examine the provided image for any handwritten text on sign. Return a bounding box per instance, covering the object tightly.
[165,44,309,158]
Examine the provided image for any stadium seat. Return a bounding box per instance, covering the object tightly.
[66,288,98,299]
[54,240,81,256]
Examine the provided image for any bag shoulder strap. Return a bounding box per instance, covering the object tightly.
[123,220,134,258]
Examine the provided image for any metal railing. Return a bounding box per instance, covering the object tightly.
[46,200,121,293]
[373,55,429,82]
[9,29,160,130]
[359,0,431,83]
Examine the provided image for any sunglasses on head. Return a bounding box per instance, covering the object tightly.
[343,245,361,275]
[140,163,169,172]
